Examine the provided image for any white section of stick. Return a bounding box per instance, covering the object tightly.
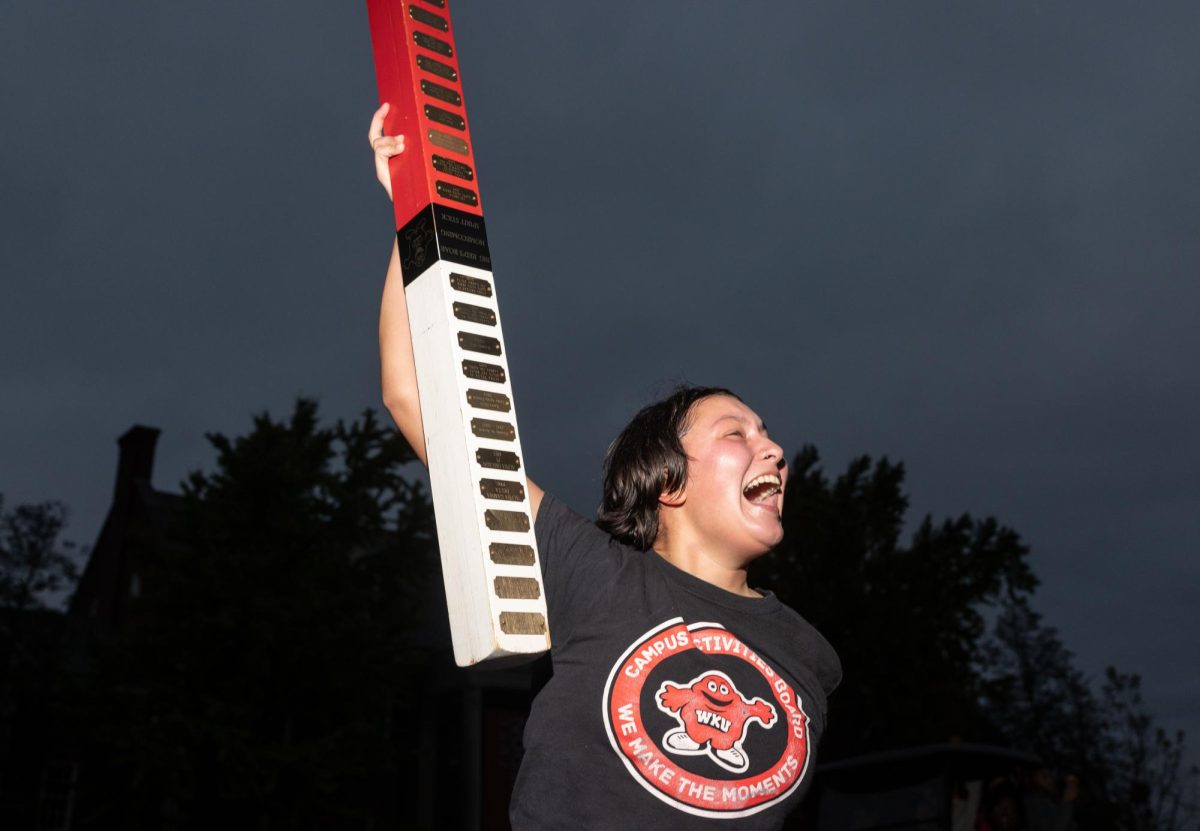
[405,259,550,666]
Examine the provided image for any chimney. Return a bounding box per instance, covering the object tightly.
[114,425,161,503]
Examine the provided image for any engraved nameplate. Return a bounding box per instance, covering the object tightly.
[489,542,535,566]
[427,128,469,155]
[413,31,453,57]
[471,418,515,441]
[467,389,510,412]
[422,81,462,106]
[485,509,530,532]
[480,478,525,502]
[462,360,505,383]
[409,4,448,30]
[458,332,501,355]
[417,55,457,82]
[500,611,546,635]
[476,447,520,470]
[437,181,478,206]
[454,302,495,326]
[433,155,474,181]
[432,204,491,268]
[495,576,541,600]
[449,272,492,297]
[425,105,465,130]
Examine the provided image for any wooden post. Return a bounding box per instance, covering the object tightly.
[366,0,550,665]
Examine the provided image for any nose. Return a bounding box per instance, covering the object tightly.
[760,437,785,465]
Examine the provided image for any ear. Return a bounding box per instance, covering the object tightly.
[658,464,687,507]
[658,485,686,508]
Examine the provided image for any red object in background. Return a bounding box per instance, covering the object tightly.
[366,0,485,227]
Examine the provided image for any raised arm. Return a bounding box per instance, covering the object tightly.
[370,105,544,516]
[378,236,426,464]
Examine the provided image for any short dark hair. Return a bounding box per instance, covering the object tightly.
[597,385,740,550]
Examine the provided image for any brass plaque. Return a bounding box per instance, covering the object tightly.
[494,576,541,600]
[490,543,535,566]
[485,509,530,532]
[408,5,448,30]
[476,447,520,470]
[449,272,492,297]
[413,31,453,57]
[421,80,462,106]
[424,105,465,130]
[467,389,510,412]
[436,181,478,206]
[417,54,457,82]
[500,611,547,636]
[433,154,474,181]
[457,332,501,355]
[462,360,506,383]
[471,418,515,441]
[453,302,495,326]
[427,128,468,155]
[480,478,525,502]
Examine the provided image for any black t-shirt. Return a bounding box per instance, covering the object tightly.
[510,494,841,830]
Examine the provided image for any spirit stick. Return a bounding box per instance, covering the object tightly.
[366,0,550,665]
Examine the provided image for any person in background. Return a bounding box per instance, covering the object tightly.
[1022,767,1079,831]
[979,777,1026,831]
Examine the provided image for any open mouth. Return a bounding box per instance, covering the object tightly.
[701,690,733,708]
[742,474,782,505]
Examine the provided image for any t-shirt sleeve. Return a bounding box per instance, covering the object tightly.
[784,606,843,704]
[813,629,843,700]
[534,492,630,642]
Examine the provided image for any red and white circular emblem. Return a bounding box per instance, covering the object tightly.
[602,618,811,818]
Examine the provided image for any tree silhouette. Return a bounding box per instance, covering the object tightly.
[752,446,1037,757]
[0,496,78,614]
[13,411,1192,829]
[1100,669,1197,831]
[754,446,1196,829]
[73,400,439,830]
[981,598,1198,830]
[0,497,82,829]
[0,495,79,697]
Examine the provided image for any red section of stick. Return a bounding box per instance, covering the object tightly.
[366,0,484,226]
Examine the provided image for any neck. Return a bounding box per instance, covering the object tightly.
[653,530,761,598]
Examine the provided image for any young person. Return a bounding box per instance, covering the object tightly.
[370,105,840,829]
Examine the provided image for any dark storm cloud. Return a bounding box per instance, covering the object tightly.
[3,0,1196,756]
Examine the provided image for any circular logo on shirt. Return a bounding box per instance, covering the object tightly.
[602,618,811,818]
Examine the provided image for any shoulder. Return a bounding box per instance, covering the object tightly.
[535,492,624,556]
[774,601,843,700]
[533,492,646,584]
[534,490,594,536]
[533,492,650,640]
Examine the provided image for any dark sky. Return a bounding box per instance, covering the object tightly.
[4,1,1197,760]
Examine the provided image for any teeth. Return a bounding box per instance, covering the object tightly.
[743,474,782,502]
[745,474,781,490]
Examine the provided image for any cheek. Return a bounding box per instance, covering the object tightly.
[682,441,751,506]
[691,461,741,505]
[707,447,747,483]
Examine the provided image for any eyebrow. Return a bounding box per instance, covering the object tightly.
[714,414,769,434]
